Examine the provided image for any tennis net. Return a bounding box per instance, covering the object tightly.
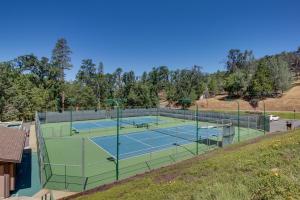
[148,124,233,143]
[147,125,197,142]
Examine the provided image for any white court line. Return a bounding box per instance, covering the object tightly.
[88,137,116,159]
[123,134,152,147]
[120,141,184,156]
[89,124,199,160]
[139,134,172,141]
[119,140,192,160]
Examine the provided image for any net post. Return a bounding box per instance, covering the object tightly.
[196,105,199,155]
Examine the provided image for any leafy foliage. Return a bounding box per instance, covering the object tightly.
[224,48,295,100]
[0,39,298,121]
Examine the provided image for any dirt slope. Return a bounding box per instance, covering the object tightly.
[196,82,300,112]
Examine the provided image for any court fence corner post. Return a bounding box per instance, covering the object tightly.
[116,104,120,181]
[196,105,199,155]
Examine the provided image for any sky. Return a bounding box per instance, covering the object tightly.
[0,0,300,80]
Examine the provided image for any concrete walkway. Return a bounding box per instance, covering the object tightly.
[270,119,300,132]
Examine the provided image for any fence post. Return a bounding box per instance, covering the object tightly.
[82,138,85,177]
[116,105,120,181]
[263,100,266,135]
[156,106,159,125]
[64,164,67,189]
[237,101,240,142]
[294,109,296,130]
[196,105,199,155]
[70,108,73,136]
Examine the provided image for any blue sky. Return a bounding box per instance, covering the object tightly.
[1,0,300,80]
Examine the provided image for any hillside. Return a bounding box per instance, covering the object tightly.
[196,82,300,112]
[63,129,300,200]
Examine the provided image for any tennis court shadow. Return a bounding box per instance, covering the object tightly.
[13,149,32,192]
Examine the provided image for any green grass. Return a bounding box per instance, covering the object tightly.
[40,116,263,192]
[76,129,300,200]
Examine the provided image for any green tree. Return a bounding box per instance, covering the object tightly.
[266,56,292,93]
[51,38,72,111]
[224,70,247,97]
[51,38,72,81]
[76,59,97,86]
[248,60,273,98]
[226,49,254,73]
[208,77,218,96]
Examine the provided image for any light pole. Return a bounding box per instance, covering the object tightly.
[196,105,199,155]
[69,98,76,136]
[106,99,120,181]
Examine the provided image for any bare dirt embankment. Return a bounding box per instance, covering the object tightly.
[196,82,300,112]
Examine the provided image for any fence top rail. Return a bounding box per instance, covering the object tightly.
[43,163,81,167]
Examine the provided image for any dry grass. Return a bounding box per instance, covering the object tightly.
[196,82,300,112]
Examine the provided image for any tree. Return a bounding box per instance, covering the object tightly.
[224,70,247,97]
[51,38,72,111]
[266,56,292,93]
[127,83,152,107]
[226,49,254,73]
[76,59,97,86]
[51,38,72,81]
[64,82,97,110]
[208,77,218,96]
[291,47,300,79]
[248,60,273,99]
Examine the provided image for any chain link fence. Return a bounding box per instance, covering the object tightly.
[35,107,268,192]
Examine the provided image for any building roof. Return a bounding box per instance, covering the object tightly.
[0,126,26,163]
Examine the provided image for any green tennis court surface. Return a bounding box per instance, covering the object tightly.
[90,125,223,159]
[73,116,163,132]
[37,112,265,192]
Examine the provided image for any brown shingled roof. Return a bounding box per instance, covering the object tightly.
[0,126,26,163]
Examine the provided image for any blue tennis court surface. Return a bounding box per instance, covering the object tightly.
[73,116,162,131]
[90,125,223,159]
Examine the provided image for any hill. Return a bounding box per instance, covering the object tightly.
[196,81,300,112]
[63,129,300,200]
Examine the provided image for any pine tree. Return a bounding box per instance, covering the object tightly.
[51,38,72,81]
[51,38,72,111]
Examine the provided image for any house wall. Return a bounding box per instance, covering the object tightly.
[0,162,16,198]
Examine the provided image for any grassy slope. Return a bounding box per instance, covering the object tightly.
[76,129,300,200]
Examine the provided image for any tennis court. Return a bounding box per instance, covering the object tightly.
[36,108,267,191]
[73,116,163,132]
[90,125,223,159]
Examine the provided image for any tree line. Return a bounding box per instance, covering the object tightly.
[0,38,299,121]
